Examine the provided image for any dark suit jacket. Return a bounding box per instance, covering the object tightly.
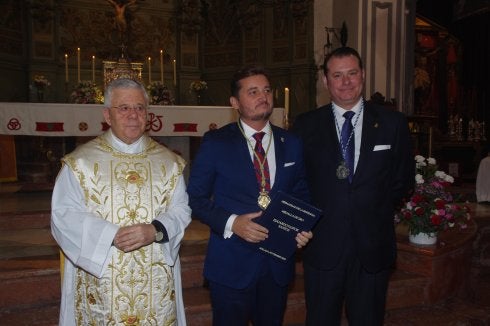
[292,102,414,273]
[187,122,309,289]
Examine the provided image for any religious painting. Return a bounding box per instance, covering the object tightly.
[413,15,460,119]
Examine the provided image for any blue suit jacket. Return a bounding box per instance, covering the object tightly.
[187,122,309,289]
[292,102,414,273]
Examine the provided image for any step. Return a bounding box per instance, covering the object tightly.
[386,269,429,309]
[395,223,477,304]
[0,255,60,310]
[0,209,482,325]
[0,302,59,326]
[0,210,51,230]
[183,275,307,326]
[180,241,207,289]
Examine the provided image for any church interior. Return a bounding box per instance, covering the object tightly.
[0,0,490,324]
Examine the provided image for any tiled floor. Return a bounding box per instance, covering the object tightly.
[1,182,490,325]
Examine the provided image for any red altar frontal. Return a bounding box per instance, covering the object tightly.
[0,102,286,181]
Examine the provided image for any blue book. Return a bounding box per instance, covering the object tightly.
[253,191,322,262]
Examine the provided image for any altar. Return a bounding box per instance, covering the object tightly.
[0,102,285,182]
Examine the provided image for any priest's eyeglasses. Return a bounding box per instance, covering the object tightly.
[112,105,147,115]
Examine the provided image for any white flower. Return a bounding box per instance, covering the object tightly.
[415,174,425,184]
[415,155,425,163]
[444,175,454,183]
[434,171,446,179]
[427,157,436,165]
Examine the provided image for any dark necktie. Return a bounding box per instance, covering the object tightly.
[341,111,355,182]
[253,132,270,191]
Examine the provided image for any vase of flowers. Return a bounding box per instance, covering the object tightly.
[189,80,208,105]
[409,231,437,245]
[69,81,104,104]
[395,155,471,245]
[146,81,174,105]
[33,75,50,102]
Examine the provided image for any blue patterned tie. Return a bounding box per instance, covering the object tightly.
[341,111,355,182]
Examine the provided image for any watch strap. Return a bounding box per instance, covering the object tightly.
[151,220,168,243]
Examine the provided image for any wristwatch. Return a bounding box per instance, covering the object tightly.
[151,220,166,243]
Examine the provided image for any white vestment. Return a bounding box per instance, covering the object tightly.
[51,131,191,325]
[476,155,490,203]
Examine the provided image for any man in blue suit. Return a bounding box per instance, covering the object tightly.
[187,65,312,326]
[292,47,414,325]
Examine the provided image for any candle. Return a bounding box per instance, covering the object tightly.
[148,57,152,84]
[173,59,177,86]
[160,50,164,83]
[64,54,68,83]
[284,87,290,118]
[91,55,95,82]
[77,47,80,83]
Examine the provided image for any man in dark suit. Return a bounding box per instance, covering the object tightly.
[292,47,414,325]
[187,65,312,326]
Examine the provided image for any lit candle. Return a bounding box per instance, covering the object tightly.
[160,50,164,83]
[64,54,68,83]
[148,57,152,84]
[284,87,290,118]
[173,59,177,86]
[91,55,95,82]
[77,47,80,83]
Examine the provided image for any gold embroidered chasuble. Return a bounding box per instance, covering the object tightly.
[63,132,185,326]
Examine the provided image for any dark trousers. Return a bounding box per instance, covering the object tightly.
[304,243,391,326]
[208,265,288,326]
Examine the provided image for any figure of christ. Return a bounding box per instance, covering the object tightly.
[106,0,137,34]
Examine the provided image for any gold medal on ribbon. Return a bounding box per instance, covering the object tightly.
[258,191,271,210]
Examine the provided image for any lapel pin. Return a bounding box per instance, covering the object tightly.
[374,122,378,128]
[281,137,285,142]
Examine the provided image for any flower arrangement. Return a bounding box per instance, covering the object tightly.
[33,75,50,90]
[146,81,174,105]
[189,80,208,92]
[69,81,104,104]
[395,155,471,236]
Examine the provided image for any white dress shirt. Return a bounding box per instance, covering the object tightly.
[223,120,277,238]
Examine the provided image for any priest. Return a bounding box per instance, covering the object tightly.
[51,78,191,325]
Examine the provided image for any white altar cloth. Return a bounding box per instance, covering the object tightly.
[0,103,285,137]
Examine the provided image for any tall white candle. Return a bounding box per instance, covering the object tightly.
[148,57,152,84]
[284,87,290,118]
[173,59,177,86]
[160,50,164,83]
[64,54,68,83]
[77,47,80,83]
[91,55,95,82]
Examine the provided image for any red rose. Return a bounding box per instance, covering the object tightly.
[431,214,442,225]
[414,207,425,216]
[434,199,446,209]
[403,211,412,220]
[412,194,424,204]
